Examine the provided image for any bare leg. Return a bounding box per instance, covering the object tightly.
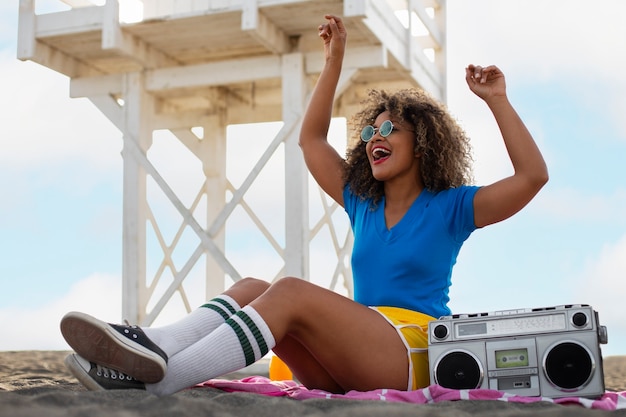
[222,277,271,307]
[225,278,345,392]
[273,334,344,393]
[224,278,347,392]
[250,277,409,392]
[145,276,409,395]
[63,276,410,395]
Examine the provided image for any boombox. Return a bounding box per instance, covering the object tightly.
[428,304,608,398]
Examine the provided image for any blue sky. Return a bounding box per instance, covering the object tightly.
[1,0,625,358]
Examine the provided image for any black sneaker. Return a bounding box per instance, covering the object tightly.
[64,353,146,391]
[60,311,168,383]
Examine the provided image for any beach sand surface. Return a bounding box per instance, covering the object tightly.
[1,350,626,416]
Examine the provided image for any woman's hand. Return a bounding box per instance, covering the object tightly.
[318,14,347,63]
[465,64,506,103]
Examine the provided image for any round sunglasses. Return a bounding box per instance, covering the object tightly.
[360,119,394,142]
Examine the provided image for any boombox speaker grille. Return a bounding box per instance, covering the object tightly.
[544,342,593,390]
[435,350,482,389]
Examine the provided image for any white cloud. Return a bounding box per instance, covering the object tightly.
[0,54,122,173]
[448,0,626,77]
[532,187,626,225]
[577,234,626,306]
[573,234,626,356]
[0,273,121,351]
[446,0,626,146]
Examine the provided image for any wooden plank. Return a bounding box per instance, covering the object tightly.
[242,2,289,54]
[70,73,124,97]
[145,55,282,91]
[17,0,35,60]
[36,6,104,37]
[102,0,122,50]
[88,95,124,131]
[305,45,388,74]
[60,0,95,7]
[282,52,308,279]
[410,0,442,47]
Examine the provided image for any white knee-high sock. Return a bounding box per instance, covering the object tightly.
[146,305,275,396]
[142,295,241,358]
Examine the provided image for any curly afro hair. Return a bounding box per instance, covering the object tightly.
[343,88,474,205]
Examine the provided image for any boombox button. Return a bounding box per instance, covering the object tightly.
[488,368,538,378]
[433,324,449,340]
[572,312,588,327]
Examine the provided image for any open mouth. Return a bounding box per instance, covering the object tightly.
[372,146,391,163]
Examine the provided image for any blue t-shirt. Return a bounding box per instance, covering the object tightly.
[343,185,480,319]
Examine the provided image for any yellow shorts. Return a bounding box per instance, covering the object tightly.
[371,306,434,390]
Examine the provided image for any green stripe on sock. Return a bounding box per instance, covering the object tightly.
[200,302,231,321]
[237,310,269,357]
[213,297,237,315]
[226,318,255,366]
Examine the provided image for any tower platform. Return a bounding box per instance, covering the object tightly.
[18,0,446,324]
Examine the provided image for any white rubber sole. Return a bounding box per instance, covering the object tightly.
[64,354,105,391]
[60,311,166,383]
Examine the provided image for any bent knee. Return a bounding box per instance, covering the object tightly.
[272,276,309,292]
[225,277,271,305]
[265,277,321,301]
[238,277,272,293]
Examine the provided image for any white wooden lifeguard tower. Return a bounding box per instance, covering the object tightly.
[17,0,446,326]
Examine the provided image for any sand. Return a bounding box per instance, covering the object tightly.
[1,350,626,416]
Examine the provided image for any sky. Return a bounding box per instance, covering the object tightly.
[1,0,625,360]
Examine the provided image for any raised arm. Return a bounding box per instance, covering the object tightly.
[299,15,349,207]
[467,65,549,228]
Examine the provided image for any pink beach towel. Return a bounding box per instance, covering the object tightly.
[198,377,626,411]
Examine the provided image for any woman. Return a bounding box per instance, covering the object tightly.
[60,14,548,396]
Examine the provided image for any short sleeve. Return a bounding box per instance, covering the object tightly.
[435,185,480,242]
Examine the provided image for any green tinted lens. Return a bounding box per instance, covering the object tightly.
[379,120,394,137]
[360,125,375,142]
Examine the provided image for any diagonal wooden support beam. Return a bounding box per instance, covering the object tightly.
[143,244,206,325]
[122,133,242,282]
[207,117,299,236]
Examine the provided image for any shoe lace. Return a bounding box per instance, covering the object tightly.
[123,318,140,330]
[95,363,135,381]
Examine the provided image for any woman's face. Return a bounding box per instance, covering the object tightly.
[365,111,420,183]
